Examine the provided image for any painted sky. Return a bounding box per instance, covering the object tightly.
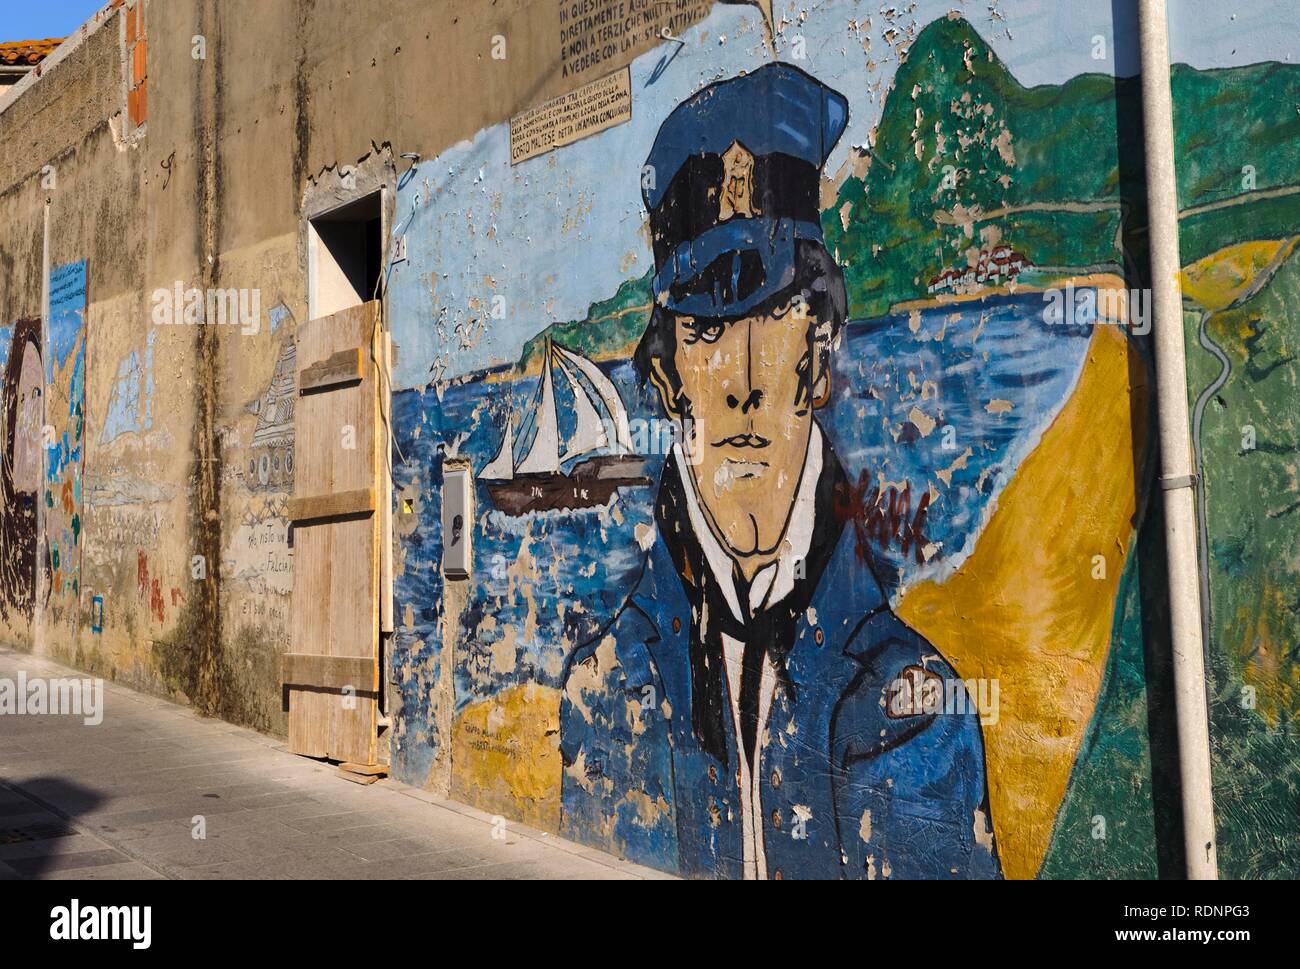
[388,0,1300,387]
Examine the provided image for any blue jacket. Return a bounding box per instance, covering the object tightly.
[559,512,1002,880]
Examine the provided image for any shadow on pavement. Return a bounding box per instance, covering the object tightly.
[0,777,107,879]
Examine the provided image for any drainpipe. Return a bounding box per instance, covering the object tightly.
[37,199,51,658]
[1136,0,1218,879]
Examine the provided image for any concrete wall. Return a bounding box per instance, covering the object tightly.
[0,0,1295,879]
[0,0,676,728]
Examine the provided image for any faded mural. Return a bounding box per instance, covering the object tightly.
[0,261,88,645]
[0,0,1289,883]
[1168,3,1300,880]
[0,318,43,630]
[380,0,1296,880]
[44,262,88,633]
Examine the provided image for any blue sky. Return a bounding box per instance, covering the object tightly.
[2,0,106,41]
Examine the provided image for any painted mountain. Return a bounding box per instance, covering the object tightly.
[518,14,1300,359]
[828,15,1300,317]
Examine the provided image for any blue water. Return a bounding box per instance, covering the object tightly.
[389,291,1095,765]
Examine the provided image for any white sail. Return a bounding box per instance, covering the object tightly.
[515,342,561,474]
[556,355,608,463]
[552,343,632,453]
[479,413,514,480]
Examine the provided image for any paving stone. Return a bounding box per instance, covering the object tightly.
[5,848,133,876]
[44,862,168,881]
[0,832,104,860]
[0,647,663,880]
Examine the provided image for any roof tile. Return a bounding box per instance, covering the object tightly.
[0,38,64,68]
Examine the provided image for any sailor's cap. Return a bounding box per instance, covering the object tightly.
[642,63,849,320]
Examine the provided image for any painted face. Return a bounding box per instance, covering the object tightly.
[662,300,825,559]
[12,342,43,494]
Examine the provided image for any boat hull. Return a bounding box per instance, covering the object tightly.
[483,457,650,515]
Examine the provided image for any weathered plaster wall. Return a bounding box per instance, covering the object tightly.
[2,0,676,734]
[0,0,1294,881]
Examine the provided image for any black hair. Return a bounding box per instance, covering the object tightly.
[633,240,848,406]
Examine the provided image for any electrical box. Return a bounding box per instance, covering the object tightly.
[442,464,473,580]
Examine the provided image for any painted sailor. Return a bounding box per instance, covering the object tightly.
[560,63,1001,880]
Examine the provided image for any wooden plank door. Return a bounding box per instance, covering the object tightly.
[283,301,382,765]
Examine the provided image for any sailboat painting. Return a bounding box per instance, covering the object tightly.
[478,340,650,515]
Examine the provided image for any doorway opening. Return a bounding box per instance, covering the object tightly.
[308,192,383,320]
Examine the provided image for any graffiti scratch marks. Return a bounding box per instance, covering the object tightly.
[244,341,296,493]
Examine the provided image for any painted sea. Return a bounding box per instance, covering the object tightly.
[391,290,1100,718]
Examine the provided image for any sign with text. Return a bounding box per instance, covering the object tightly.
[510,68,633,165]
[559,0,714,81]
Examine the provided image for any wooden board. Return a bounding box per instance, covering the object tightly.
[287,302,383,765]
[339,762,389,776]
[282,654,378,692]
[286,488,375,523]
[337,768,381,786]
[380,333,395,635]
[300,347,365,393]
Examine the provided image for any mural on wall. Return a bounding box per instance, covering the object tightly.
[214,316,298,734]
[0,319,44,627]
[243,340,296,495]
[84,322,172,635]
[101,329,155,444]
[45,261,88,620]
[556,64,999,880]
[388,0,1299,879]
[1164,7,1300,875]
[79,298,196,697]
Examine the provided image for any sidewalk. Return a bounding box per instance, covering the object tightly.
[0,647,668,880]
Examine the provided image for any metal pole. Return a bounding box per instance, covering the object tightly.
[37,199,51,658]
[1136,0,1218,879]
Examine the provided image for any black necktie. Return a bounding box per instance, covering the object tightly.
[654,447,849,770]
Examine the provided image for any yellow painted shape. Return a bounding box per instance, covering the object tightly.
[451,682,562,832]
[1180,238,1298,311]
[1234,584,1300,729]
[898,312,1148,880]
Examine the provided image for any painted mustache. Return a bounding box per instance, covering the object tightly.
[713,433,771,448]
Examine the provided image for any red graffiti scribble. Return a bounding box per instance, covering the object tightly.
[150,578,165,623]
[834,471,934,566]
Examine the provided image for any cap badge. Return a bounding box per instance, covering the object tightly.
[719,141,759,222]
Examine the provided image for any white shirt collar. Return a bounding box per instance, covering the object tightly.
[671,423,825,624]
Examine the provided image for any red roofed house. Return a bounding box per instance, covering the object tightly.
[0,38,62,101]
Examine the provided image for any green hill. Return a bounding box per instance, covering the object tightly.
[826,14,1300,318]
[517,270,652,374]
